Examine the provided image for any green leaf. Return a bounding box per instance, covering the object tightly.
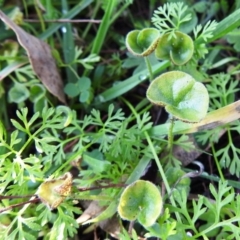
[118,180,162,227]
[165,167,190,190]
[0,121,7,141]
[64,82,80,97]
[207,8,240,43]
[10,130,22,146]
[97,61,170,102]
[146,71,209,122]
[83,153,110,173]
[226,29,240,52]
[29,84,46,102]
[33,97,48,113]
[178,9,197,34]
[23,217,41,231]
[152,2,192,34]
[56,106,74,127]
[79,90,89,103]
[64,77,91,99]
[155,31,194,65]
[28,112,40,127]
[193,2,208,13]
[145,220,177,239]
[126,28,160,56]
[78,77,91,91]
[8,82,30,103]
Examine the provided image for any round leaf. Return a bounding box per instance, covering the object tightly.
[118,180,162,227]
[78,77,91,91]
[8,82,30,103]
[29,84,46,102]
[126,28,160,56]
[79,90,90,103]
[155,31,194,65]
[64,82,80,98]
[146,71,209,122]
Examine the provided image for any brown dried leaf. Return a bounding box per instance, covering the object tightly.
[78,201,121,239]
[0,10,66,104]
[77,200,104,224]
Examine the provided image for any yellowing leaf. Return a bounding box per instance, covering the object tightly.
[36,172,72,209]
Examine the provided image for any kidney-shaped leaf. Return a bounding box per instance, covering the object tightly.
[155,31,194,65]
[118,180,162,227]
[147,71,209,122]
[126,28,160,56]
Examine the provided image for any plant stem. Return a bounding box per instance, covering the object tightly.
[34,1,45,32]
[122,98,182,223]
[144,56,153,81]
[167,117,175,151]
[211,142,225,181]
[144,131,182,223]
[91,0,117,55]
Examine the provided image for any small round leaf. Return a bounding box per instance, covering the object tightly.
[126,28,160,56]
[29,84,46,102]
[155,31,194,65]
[78,77,91,91]
[8,82,30,103]
[146,71,209,122]
[64,82,80,98]
[118,180,162,227]
[79,90,90,103]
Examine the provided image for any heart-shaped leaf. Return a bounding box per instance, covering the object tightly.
[118,180,162,227]
[147,71,209,122]
[126,28,160,56]
[155,31,194,65]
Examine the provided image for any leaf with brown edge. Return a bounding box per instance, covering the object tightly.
[36,172,73,210]
[0,10,66,104]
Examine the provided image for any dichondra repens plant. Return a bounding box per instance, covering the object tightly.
[1,1,240,240]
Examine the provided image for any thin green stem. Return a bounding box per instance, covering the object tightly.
[194,217,240,238]
[110,1,132,24]
[122,98,181,223]
[54,141,93,174]
[34,0,45,32]
[61,0,77,83]
[18,125,45,155]
[167,117,175,151]
[0,93,10,129]
[144,56,153,81]
[91,0,117,55]
[83,0,117,76]
[82,2,101,39]
[211,143,225,181]
[144,131,181,223]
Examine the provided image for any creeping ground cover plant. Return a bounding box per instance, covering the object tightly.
[1,1,240,239]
